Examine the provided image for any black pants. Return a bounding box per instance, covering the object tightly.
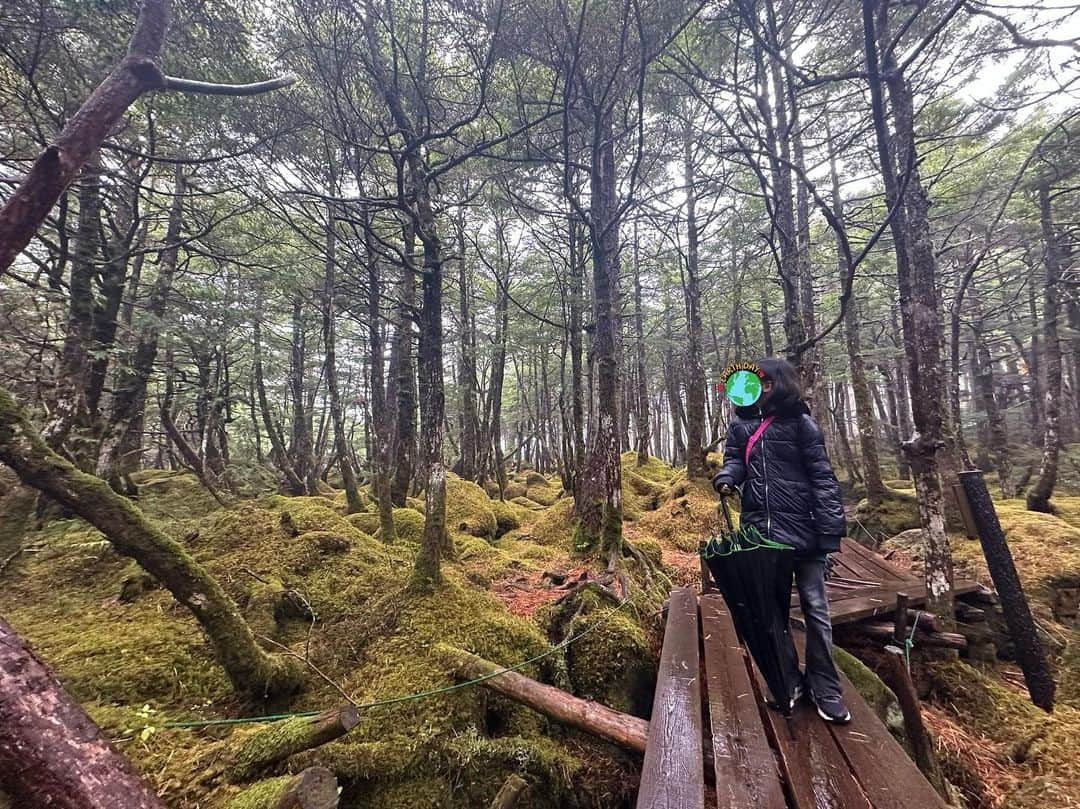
[777,554,843,701]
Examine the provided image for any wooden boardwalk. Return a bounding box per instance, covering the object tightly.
[637,581,956,809]
[809,538,979,625]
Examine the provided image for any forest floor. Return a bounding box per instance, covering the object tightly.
[0,451,1079,808]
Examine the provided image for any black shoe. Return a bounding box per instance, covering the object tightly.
[815,695,851,724]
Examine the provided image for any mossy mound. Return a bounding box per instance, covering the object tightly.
[523,471,552,488]
[523,498,577,546]
[563,605,654,716]
[128,470,222,523]
[388,507,425,542]
[928,660,1080,808]
[490,498,537,536]
[619,452,677,486]
[950,500,1080,619]
[504,481,528,500]
[636,478,721,552]
[525,485,560,507]
[444,475,498,540]
[0,481,636,807]
[852,487,919,546]
[347,512,381,535]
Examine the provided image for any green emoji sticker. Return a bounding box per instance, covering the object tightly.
[723,367,763,407]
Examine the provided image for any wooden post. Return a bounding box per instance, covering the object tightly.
[958,469,1055,710]
[880,646,947,799]
[225,767,339,809]
[698,540,715,593]
[893,592,909,644]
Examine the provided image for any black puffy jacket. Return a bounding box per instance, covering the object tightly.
[711,402,846,553]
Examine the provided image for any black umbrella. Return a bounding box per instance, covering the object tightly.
[701,497,799,729]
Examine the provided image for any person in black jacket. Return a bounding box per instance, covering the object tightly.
[712,357,851,724]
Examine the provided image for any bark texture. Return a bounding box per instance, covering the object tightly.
[0,616,167,809]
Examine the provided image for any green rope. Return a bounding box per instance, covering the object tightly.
[903,610,921,672]
[159,596,635,730]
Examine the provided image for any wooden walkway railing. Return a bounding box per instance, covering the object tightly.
[635,586,950,809]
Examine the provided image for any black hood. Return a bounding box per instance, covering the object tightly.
[735,398,811,420]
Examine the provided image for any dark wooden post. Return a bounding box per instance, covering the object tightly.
[880,646,947,798]
[893,591,909,643]
[698,540,715,593]
[958,469,1055,710]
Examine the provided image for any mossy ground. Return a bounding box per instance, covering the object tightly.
[7,453,1080,808]
[0,469,651,808]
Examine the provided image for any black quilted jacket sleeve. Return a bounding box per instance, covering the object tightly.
[798,414,846,537]
[712,420,747,492]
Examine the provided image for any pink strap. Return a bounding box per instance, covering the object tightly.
[744,415,775,466]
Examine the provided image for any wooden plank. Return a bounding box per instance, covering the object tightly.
[837,541,912,585]
[744,654,871,809]
[791,633,949,809]
[636,588,705,809]
[699,596,786,809]
[823,583,980,626]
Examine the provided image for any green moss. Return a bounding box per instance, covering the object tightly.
[927,659,1080,808]
[525,485,560,507]
[223,775,295,809]
[619,451,676,485]
[1059,629,1080,710]
[445,476,498,540]
[128,470,220,523]
[504,481,528,500]
[561,599,654,716]
[524,499,576,546]
[490,499,527,536]
[852,487,920,544]
[637,478,720,552]
[832,647,905,742]
[348,512,381,535]
[389,508,426,542]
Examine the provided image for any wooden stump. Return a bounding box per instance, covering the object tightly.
[225,767,339,809]
[490,774,528,808]
[228,706,360,781]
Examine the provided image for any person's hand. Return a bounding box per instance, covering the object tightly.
[716,482,735,497]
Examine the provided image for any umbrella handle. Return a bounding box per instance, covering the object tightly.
[719,494,736,533]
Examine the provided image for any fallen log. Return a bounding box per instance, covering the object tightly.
[0,616,166,809]
[225,767,338,809]
[440,645,649,753]
[490,774,528,808]
[856,622,967,650]
[228,706,360,782]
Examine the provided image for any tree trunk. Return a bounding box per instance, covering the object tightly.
[456,212,480,482]
[863,0,953,616]
[363,206,396,541]
[0,389,302,698]
[682,128,707,480]
[97,165,185,490]
[389,234,417,506]
[442,646,648,754]
[829,123,885,505]
[0,0,170,274]
[254,315,306,495]
[0,616,167,809]
[227,706,360,782]
[289,293,317,495]
[1028,183,1063,513]
[632,225,649,467]
[322,212,362,513]
[575,117,623,557]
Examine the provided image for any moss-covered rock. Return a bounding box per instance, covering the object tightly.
[445,476,498,540]
[347,512,381,535]
[524,499,576,546]
[852,487,920,545]
[388,507,425,542]
[636,478,720,552]
[833,647,905,743]
[524,485,560,507]
[619,451,677,486]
